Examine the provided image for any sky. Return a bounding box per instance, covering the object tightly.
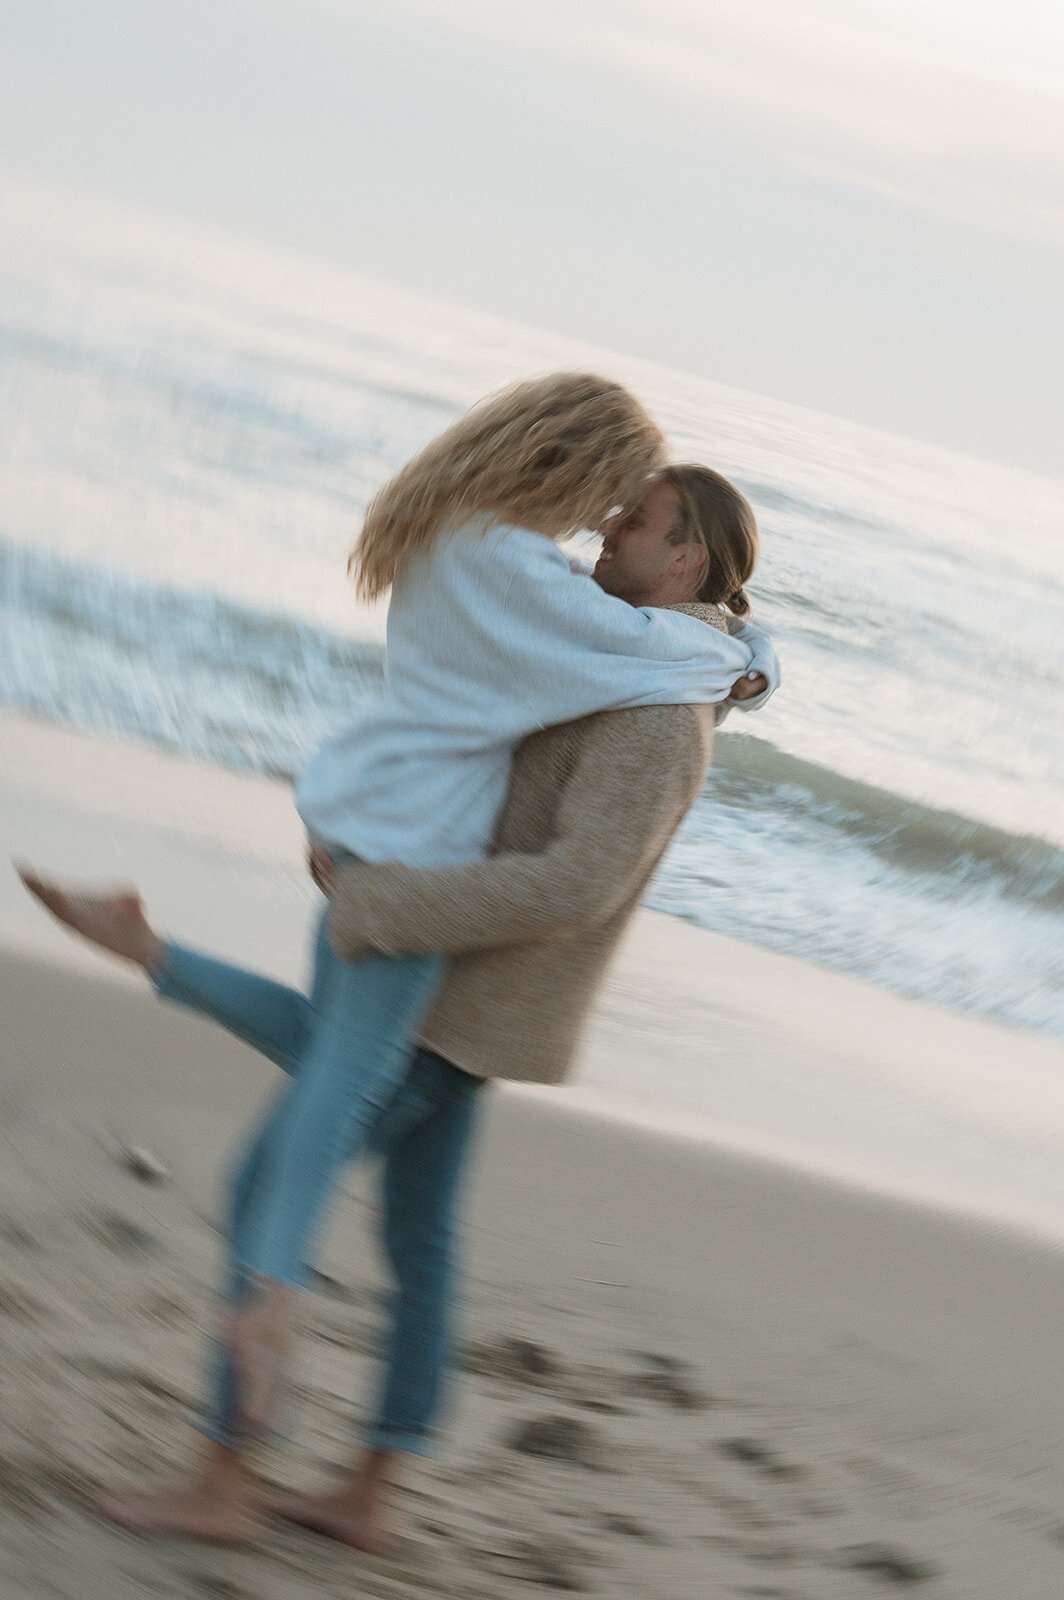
[1,0,1062,474]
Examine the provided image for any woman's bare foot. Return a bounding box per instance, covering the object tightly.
[95,1446,262,1544]
[227,1278,300,1437]
[268,1452,401,1555]
[15,867,164,976]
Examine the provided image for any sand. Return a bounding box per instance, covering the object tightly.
[3,710,1064,1599]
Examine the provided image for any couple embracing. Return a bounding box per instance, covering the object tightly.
[21,372,779,1550]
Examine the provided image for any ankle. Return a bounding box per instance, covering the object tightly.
[140,933,166,981]
[200,1441,250,1500]
[350,1449,399,1493]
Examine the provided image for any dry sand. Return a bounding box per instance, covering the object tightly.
[3,711,1064,1599]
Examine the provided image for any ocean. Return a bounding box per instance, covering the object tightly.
[3,177,1063,1039]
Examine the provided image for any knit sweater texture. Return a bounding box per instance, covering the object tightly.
[328,603,725,1085]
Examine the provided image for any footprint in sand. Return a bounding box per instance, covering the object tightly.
[465,1336,714,1420]
[703,1532,808,1566]
[598,1510,667,1544]
[307,1313,378,1356]
[62,1353,193,1407]
[621,1351,712,1411]
[716,1438,809,1481]
[826,1543,940,1585]
[81,1208,162,1257]
[505,1414,609,1471]
[463,1335,564,1386]
[469,1533,598,1592]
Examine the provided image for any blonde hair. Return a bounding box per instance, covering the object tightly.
[351,372,667,600]
[661,463,760,616]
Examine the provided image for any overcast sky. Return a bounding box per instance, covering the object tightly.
[2,0,1062,474]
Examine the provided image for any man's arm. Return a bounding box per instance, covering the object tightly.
[329,706,708,960]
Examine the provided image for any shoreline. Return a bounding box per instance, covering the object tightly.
[5,706,1064,1241]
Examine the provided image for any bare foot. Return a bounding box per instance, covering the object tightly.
[267,1475,400,1555]
[227,1278,300,1437]
[94,1474,262,1544]
[16,867,163,975]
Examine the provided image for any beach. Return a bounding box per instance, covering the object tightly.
[4,711,1064,1598]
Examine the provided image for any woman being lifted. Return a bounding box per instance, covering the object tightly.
[20,371,776,1541]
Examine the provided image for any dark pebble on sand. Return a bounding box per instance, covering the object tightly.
[118,1144,170,1184]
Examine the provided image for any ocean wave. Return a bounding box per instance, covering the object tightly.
[3,537,1062,1038]
[0,539,383,777]
[737,477,892,534]
[710,734,1064,914]
[656,744,1064,1038]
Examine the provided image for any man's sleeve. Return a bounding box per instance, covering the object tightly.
[329,707,707,959]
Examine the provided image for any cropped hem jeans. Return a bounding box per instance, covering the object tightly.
[154,907,483,1455]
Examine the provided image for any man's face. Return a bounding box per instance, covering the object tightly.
[593,479,699,603]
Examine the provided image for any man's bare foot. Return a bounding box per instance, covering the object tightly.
[227,1278,300,1437]
[95,1471,261,1545]
[15,867,164,976]
[268,1458,401,1555]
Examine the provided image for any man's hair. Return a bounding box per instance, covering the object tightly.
[350,373,667,600]
[660,463,759,615]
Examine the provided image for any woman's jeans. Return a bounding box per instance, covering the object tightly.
[155,909,483,1454]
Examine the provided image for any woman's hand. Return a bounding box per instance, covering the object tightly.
[308,845,337,897]
[729,671,768,702]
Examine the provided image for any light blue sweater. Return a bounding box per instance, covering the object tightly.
[296,523,779,867]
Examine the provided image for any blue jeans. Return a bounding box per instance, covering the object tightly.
[156,911,483,1454]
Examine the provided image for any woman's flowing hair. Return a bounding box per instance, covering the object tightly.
[350,372,667,600]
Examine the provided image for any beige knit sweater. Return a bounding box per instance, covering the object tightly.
[329,604,726,1085]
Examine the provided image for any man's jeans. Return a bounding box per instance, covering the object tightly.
[155,910,483,1453]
